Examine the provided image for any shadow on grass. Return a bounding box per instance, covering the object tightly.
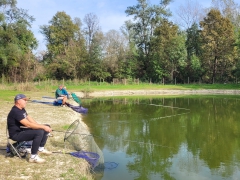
[0,145,7,156]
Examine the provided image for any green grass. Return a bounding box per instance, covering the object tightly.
[62,83,240,92]
[62,82,240,90]
[0,90,23,101]
[0,82,240,101]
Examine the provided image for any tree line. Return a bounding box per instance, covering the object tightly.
[0,0,240,84]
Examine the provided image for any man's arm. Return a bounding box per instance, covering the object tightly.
[26,115,38,124]
[20,118,52,132]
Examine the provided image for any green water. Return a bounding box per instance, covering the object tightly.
[82,96,240,180]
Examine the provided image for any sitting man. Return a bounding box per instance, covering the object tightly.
[55,85,67,106]
[62,86,70,99]
[7,94,52,163]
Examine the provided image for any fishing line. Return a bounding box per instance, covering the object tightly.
[118,138,175,149]
[80,99,191,150]
[52,129,175,149]
[148,103,190,111]
[92,111,190,129]
[93,99,190,110]
[150,112,190,121]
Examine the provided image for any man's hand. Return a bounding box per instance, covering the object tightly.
[43,125,52,133]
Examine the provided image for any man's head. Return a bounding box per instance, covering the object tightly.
[59,85,63,89]
[14,94,27,102]
[14,94,28,108]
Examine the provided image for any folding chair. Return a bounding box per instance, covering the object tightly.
[6,125,28,159]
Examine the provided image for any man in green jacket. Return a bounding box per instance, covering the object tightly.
[55,85,67,106]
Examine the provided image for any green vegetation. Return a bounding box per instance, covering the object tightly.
[0,81,240,101]
[1,0,240,85]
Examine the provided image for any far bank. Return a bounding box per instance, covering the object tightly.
[74,89,240,98]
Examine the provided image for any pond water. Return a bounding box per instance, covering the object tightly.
[82,95,240,180]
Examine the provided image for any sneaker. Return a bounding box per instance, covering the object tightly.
[29,155,46,163]
[38,148,52,155]
[47,133,53,137]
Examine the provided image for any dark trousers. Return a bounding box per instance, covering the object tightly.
[11,129,49,155]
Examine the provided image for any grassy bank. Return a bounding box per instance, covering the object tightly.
[0,82,240,101]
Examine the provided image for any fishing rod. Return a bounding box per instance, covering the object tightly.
[51,128,175,149]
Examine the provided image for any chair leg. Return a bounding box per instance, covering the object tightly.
[7,142,22,158]
[7,141,27,159]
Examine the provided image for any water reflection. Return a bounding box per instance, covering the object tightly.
[82,96,240,180]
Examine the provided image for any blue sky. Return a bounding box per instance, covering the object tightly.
[17,0,211,52]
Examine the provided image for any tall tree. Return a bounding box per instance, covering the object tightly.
[40,12,87,80]
[82,13,110,81]
[85,31,110,81]
[0,0,38,82]
[120,21,139,79]
[200,9,235,83]
[211,0,240,28]
[150,19,187,83]
[40,11,80,59]
[125,0,171,56]
[175,0,204,29]
[185,23,203,82]
[102,29,128,79]
[125,0,172,80]
[83,13,100,53]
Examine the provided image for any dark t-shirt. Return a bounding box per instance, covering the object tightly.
[7,106,27,138]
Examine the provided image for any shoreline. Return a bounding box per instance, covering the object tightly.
[74,89,240,98]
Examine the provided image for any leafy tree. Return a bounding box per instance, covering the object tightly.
[40,11,80,59]
[186,23,202,58]
[125,0,172,80]
[85,31,110,81]
[189,54,203,82]
[82,13,110,81]
[185,23,203,82]
[120,21,139,80]
[0,0,38,82]
[150,19,187,83]
[102,29,129,80]
[211,0,240,29]
[200,9,235,83]
[83,13,100,53]
[40,12,87,80]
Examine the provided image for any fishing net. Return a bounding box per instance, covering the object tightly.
[64,119,104,169]
[70,151,100,168]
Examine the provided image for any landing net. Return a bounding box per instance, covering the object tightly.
[64,119,104,168]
